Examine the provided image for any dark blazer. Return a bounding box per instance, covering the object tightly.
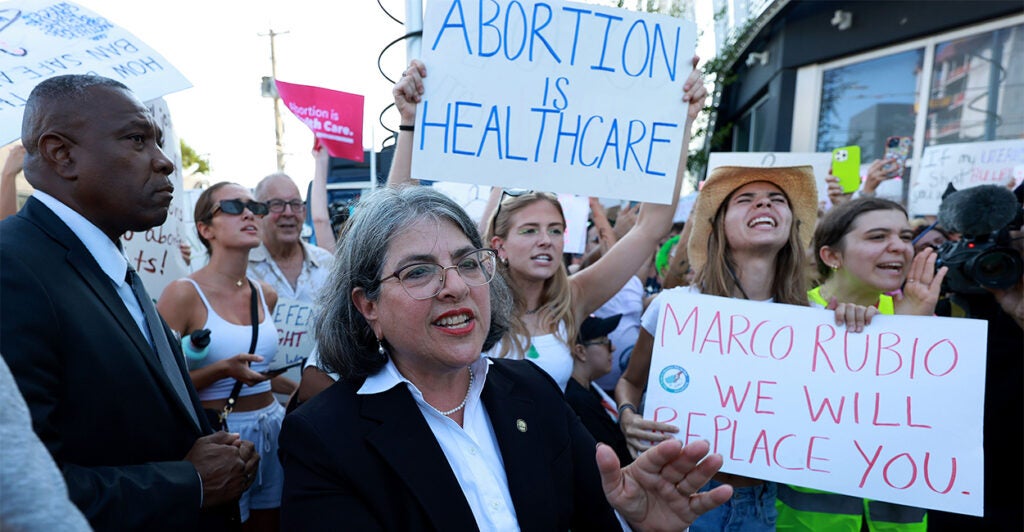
[279,358,623,531]
[0,198,238,531]
[564,379,634,467]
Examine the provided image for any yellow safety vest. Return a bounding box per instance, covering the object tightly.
[808,286,894,315]
[776,485,927,532]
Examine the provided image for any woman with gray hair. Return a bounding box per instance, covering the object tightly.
[278,186,732,530]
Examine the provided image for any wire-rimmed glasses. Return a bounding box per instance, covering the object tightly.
[380,248,499,300]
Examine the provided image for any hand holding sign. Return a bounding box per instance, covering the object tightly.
[394,60,427,126]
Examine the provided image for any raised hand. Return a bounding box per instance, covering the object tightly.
[895,247,947,316]
[598,439,733,532]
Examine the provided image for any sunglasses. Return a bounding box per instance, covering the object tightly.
[210,199,269,218]
[489,189,560,232]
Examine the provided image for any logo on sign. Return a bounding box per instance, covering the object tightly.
[659,365,690,393]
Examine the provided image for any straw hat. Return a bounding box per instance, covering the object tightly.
[687,165,818,272]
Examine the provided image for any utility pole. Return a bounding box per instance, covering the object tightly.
[259,28,289,172]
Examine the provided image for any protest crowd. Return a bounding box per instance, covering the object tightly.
[1,2,1022,532]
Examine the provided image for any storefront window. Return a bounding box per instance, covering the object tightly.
[816,49,923,161]
[926,24,1024,146]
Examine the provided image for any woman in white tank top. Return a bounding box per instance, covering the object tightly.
[157,182,289,531]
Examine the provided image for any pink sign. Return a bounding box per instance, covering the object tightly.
[275,80,364,162]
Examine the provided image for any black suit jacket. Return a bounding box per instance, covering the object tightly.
[279,358,623,531]
[564,379,634,467]
[0,198,238,531]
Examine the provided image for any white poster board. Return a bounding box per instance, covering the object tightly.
[908,140,1024,217]
[121,98,189,302]
[644,291,986,516]
[707,152,832,206]
[0,0,191,145]
[414,0,697,203]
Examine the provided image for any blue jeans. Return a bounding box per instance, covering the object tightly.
[690,480,777,532]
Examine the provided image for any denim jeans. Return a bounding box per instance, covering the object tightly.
[690,479,777,532]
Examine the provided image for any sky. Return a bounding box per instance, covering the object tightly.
[74,0,409,192]
[72,0,717,195]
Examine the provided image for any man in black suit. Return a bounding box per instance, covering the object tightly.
[0,75,258,531]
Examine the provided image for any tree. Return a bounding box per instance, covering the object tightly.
[179,139,210,176]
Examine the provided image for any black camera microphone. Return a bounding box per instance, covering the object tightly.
[935,183,1023,294]
[938,184,1020,237]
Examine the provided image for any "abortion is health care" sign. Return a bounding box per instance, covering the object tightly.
[413,0,697,203]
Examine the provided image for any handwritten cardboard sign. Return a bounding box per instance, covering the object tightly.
[272,296,317,368]
[0,0,191,145]
[413,0,697,203]
[708,152,832,206]
[122,98,189,302]
[644,291,986,516]
[276,80,365,162]
[908,139,1024,217]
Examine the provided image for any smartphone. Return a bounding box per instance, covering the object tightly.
[261,359,305,377]
[883,136,912,176]
[831,145,861,194]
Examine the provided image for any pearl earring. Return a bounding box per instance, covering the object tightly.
[377,338,387,359]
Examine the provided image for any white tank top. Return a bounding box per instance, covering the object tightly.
[183,278,279,400]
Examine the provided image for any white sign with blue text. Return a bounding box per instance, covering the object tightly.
[414,0,697,204]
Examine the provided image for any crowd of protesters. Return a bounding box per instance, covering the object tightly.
[1,54,1021,532]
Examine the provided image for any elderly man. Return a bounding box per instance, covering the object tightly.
[0,75,258,531]
[249,173,335,402]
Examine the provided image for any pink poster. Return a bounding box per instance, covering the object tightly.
[275,79,364,162]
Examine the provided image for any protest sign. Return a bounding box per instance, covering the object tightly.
[644,291,986,516]
[708,152,832,205]
[122,98,189,302]
[414,0,697,203]
[272,296,317,368]
[276,80,365,162]
[908,139,1024,216]
[0,0,191,145]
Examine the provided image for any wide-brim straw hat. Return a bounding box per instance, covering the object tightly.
[687,165,818,272]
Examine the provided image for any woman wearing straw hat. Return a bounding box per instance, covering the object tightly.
[614,165,879,531]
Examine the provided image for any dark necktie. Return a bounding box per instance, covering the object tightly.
[126,267,200,428]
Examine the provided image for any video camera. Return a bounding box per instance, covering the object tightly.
[934,183,1023,295]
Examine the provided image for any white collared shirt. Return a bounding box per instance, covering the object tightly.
[246,240,333,302]
[32,192,150,346]
[358,357,520,531]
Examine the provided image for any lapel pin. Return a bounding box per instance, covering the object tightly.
[516,419,527,432]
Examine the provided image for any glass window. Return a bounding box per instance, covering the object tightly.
[816,49,923,161]
[734,96,770,152]
[926,23,1024,146]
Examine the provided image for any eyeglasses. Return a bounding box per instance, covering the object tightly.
[211,199,269,218]
[380,248,498,300]
[266,199,306,213]
[581,338,612,348]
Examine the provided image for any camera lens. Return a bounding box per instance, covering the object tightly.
[968,248,1023,289]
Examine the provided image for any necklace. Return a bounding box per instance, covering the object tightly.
[235,278,244,287]
[524,305,543,315]
[430,369,475,416]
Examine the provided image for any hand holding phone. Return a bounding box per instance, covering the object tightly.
[883,136,912,177]
[261,359,305,377]
[831,146,862,194]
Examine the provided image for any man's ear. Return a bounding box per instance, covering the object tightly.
[37,132,75,179]
[352,287,382,337]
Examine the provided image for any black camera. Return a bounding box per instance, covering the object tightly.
[935,183,1023,295]
[935,228,1022,294]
